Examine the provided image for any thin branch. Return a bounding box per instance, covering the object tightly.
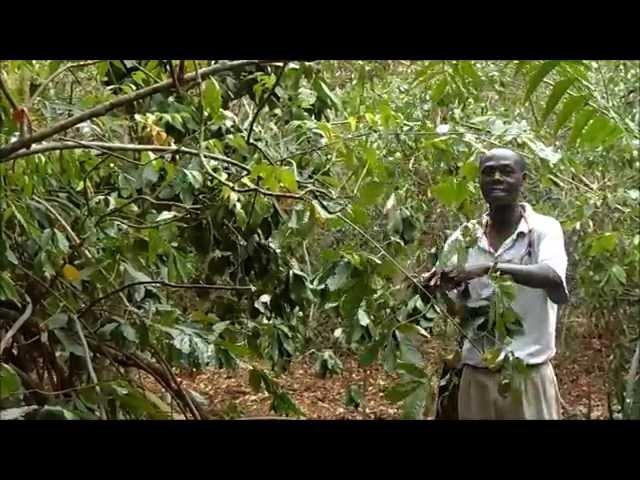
[106,215,190,230]
[79,280,255,317]
[33,196,82,245]
[4,139,251,172]
[71,315,108,418]
[336,212,483,354]
[30,60,103,105]
[0,294,33,356]
[92,195,200,229]
[246,62,288,144]
[0,60,272,159]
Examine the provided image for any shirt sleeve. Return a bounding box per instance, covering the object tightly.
[535,219,569,300]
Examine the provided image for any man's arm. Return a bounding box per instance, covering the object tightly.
[445,218,570,305]
[451,262,568,304]
[494,263,568,304]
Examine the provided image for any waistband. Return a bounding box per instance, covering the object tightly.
[463,360,551,372]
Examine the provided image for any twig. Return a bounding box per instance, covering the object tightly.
[21,379,121,397]
[33,196,82,245]
[246,62,288,144]
[30,60,103,105]
[0,294,33,356]
[78,280,255,317]
[0,60,273,159]
[4,139,251,172]
[71,315,108,418]
[336,212,483,354]
[92,195,199,230]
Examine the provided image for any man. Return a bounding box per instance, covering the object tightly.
[423,148,569,420]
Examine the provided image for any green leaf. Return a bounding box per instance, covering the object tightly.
[524,61,559,102]
[553,95,587,134]
[314,79,342,110]
[53,330,86,357]
[461,159,480,180]
[396,322,430,340]
[0,363,22,400]
[610,265,627,285]
[581,115,622,147]
[249,368,264,393]
[431,78,448,104]
[47,313,69,330]
[348,205,370,227]
[278,168,298,192]
[0,272,18,302]
[431,177,468,207]
[395,361,428,379]
[142,161,160,187]
[344,385,363,410]
[120,324,139,343]
[359,181,386,205]
[396,330,423,365]
[327,262,351,291]
[271,391,304,417]
[384,380,422,403]
[183,169,204,190]
[568,108,596,146]
[203,79,222,116]
[401,382,430,420]
[542,77,576,122]
[359,339,382,366]
[356,308,371,327]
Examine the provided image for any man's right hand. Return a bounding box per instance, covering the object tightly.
[420,267,459,292]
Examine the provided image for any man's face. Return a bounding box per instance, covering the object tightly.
[479,153,526,206]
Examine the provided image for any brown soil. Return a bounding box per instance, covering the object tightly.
[170,330,610,420]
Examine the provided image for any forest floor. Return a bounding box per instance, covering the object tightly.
[175,325,611,420]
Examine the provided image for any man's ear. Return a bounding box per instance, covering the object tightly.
[521,171,528,183]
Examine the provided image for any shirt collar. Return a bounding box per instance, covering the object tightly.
[476,203,534,252]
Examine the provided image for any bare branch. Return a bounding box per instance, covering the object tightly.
[0,295,33,356]
[72,315,108,418]
[0,60,273,159]
[3,139,251,172]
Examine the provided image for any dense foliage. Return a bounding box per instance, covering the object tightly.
[0,60,638,420]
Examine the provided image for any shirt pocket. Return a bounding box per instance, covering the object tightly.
[499,234,532,265]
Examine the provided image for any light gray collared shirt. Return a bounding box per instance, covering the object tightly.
[438,203,569,366]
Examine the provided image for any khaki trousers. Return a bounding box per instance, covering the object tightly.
[458,361,562,420]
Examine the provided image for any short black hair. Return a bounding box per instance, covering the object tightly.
[479,148,527,173]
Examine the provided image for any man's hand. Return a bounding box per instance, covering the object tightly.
[419,262,492,294]
[443,262,492,287]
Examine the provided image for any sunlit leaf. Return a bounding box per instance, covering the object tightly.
[542,77,576,122]
[524,61,559,102]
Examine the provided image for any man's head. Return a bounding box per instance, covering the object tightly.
[478,148,527,206]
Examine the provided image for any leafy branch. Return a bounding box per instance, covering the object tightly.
[3,139,251,173]
[0,60,273,159]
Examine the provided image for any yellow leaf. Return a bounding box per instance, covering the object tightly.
[152,126,168,146]
[62,264,81,282]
